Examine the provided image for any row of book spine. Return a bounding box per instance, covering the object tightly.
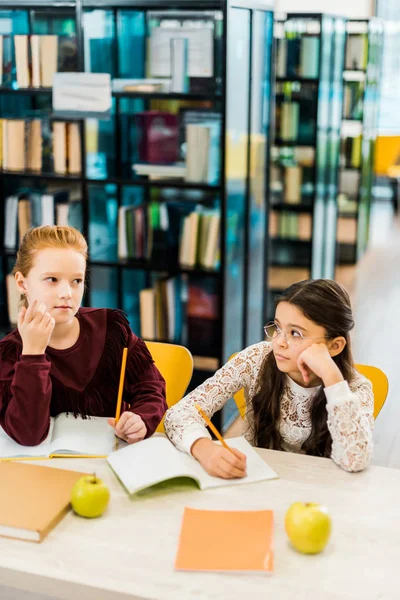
[0,34,61,88]
[118,202,220,270]
[269,212,312,241]
[4,190,82,250]
[0,118,81,175]
[139,276,218,349]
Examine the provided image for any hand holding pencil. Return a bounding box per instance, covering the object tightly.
[107,347,147,444]
[191,403,247,480]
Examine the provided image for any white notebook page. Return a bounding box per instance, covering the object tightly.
[0,419,54,458]
[50,414,116,455]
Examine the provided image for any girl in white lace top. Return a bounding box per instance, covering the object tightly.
[164,279,374,477]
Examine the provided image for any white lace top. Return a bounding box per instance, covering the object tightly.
[164,342,374,472]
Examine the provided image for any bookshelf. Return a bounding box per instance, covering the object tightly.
[267,13,346,320]
[0,0,275,431]
[336,18,384,267]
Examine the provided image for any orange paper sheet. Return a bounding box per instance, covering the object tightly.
[175,507,274,573]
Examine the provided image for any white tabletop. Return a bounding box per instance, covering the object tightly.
[0,448,399,600]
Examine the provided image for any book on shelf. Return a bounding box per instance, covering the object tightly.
[112,78,171,93]
[0,413,119,460]
[134,111,179,164]
[180,109,221,185]
[140,275,186,343]
[0,118,81,175]
[279,101,299,141]
[53,72,111,113]
[4,189,79,251]
[132,163,186,179]
[149,25,214,80]
[0,35,2,85]
[299,36,320,78]
[13,34,58,89]
[185,124,211,183]
[170,37,189,93]
[345,34,368,71]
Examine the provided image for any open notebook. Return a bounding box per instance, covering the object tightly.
[107,436,278,494]
[0,413,118,459]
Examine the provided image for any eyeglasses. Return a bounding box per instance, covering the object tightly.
[264,321,330,347]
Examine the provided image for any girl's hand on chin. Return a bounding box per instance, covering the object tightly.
[297,343,343,386]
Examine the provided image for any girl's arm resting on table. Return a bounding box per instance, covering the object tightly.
[164,344,265,454]
[0,354,52,446]
[324,377,374,472]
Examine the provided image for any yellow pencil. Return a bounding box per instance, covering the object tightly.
[194,403,236,456]
[115,347,128,425]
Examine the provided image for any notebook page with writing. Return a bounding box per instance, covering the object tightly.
[177,437,279,490]
[0,419,54,459]
[107,436,198,494]
[49,414,116,456]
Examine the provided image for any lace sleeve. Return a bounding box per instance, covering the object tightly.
[164,342,269,454]
[325,374,374,472]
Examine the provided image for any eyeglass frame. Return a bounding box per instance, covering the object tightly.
[263,321,332,346]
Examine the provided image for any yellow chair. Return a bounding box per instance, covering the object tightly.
[229,354,388,420]
[355,364,388,419]
[145,341,194,433]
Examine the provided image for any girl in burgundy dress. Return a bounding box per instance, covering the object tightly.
[0,225,167,447]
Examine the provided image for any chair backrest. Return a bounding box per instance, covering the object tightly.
[355,364,388,419]
[229,354,388,420]
[145,341,194,433]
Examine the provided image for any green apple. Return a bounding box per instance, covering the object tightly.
[71,474,110,518]
[285,502,332,554]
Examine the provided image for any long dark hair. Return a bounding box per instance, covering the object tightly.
[251,279,355,457]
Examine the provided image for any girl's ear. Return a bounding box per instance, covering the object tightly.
[14,272,26,295]
[328,336,346,357]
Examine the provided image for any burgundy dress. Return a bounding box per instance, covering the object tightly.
[0,308,167,446]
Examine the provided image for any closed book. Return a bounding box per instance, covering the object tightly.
[18,198,31,243]
[27,119,42,172]
[284,166,302,204]
[6,119,26,171]
[0,35,3,85]
[52,121,67,174]
[280,102,299,141]
[299,37,319,78]
[67,122,81,174]
[40,35,58,87]
[30,35,41,87]
[185,124,210,183]
[0,462,84,543]
[14,35,30,88]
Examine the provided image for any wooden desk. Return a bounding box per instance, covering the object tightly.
[1,449,399,600]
